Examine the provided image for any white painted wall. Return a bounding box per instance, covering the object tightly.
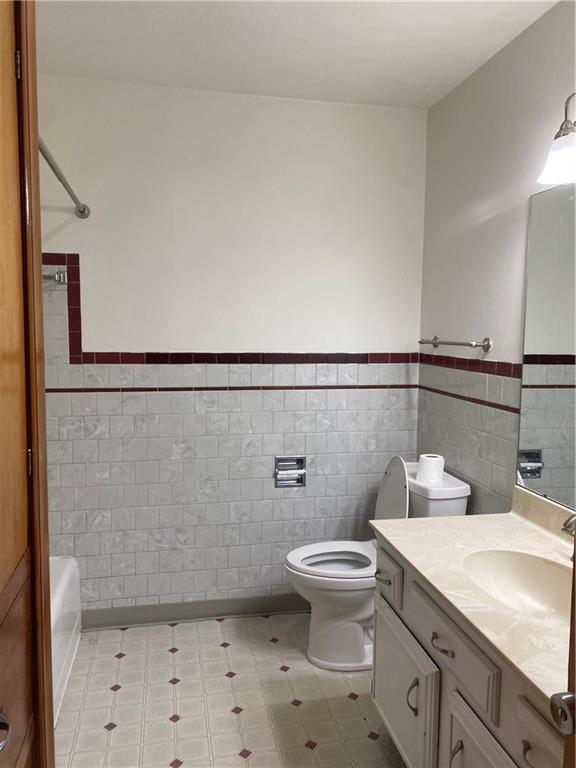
[420,2,575,363]
[39,77,426,353]
[524,184,575,355]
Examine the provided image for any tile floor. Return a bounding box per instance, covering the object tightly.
[55,612,405,768]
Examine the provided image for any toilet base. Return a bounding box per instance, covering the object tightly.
[308,641,373,671]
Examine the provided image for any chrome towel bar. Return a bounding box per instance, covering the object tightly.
[418,336,493,353]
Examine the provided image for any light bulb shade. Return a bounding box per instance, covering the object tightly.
[537,132,576,184]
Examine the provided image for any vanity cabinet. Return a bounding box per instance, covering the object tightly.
[372,539,565,768]
[373,593,440,768]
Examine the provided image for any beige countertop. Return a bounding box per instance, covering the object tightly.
[369,487,573,701]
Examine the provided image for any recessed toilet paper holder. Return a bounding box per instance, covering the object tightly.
[275,456,306,487]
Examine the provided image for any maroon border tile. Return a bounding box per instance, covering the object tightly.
[419,385,520,414]
[420,353,522,379]
[42,253,521,381]
[523,354,576,365]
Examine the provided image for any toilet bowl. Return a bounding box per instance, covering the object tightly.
[285,540,376,670]
[285,455,471,671]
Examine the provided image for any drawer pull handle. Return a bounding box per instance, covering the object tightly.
[449,740,463,767]
[521,740,537,768]
[431,631,455,657]
[405,677,419,716]
[375,569,392,586]
[0,713,10,753]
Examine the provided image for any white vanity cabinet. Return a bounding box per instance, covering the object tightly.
[373,593,440,768]
[372,538,565,768]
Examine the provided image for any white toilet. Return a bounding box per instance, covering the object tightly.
[285,455,471,671]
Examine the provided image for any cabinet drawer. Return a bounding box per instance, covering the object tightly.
[375,546,403,609]
[448,691,516,768]
[512,696,563,768]
[411,583,501,724]
[373,593,439,768]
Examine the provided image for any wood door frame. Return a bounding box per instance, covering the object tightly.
[13,2,55,766]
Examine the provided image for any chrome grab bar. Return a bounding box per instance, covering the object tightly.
[419,336,493,353]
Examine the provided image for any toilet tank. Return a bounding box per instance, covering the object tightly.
[405,462,470,517]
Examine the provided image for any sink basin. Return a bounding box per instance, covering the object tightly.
[463,549,572,622]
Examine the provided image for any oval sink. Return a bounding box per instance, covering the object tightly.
[463,549,572,622]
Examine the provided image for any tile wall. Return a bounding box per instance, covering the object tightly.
[43,265,418,614]
[417,358,521,515]
[519,361,575,508]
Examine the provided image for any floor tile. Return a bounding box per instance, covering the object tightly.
[58,612,403,768]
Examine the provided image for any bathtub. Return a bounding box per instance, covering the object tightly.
[50,556,81,724]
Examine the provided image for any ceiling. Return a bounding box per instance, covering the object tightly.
[36,1,554,109]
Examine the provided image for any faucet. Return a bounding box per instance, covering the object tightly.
[561,513,576,536]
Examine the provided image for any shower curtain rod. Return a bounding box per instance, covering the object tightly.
[39,137,91,219]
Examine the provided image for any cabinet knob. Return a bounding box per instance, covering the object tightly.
[521,740,537,768]
[405,677,419,717]
[431,631,455,658]
[449,740,463,767]
[375,569,392,586]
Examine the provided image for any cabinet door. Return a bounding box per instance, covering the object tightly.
[373,593,440,768]
[448,691,517,768]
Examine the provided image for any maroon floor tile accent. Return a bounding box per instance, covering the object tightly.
[168,647,178,654]
[169,678,180,685]
[170,760,183,768]
[305,741,317,750]
[110,684,122,692]
[104,723,117,731]
[290,699,302,707]
[225,671,236,678]
[348,693,359,700]
[169,715,181,723]
[115,653,125,659]
[220,642,230,648]
[279,665,290,672]
[368,732,380,740]
[239,749,252,759]
[231,706,243,715]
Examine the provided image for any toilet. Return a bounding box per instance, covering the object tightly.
[285,455,471,671]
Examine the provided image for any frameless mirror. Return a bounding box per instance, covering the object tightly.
[518,184,575,509]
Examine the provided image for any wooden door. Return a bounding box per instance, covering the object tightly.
[0,1,34,764]
[0,2,54,766]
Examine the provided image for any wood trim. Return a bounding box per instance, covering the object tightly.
[0,551,30,627]
[14,3,55,767]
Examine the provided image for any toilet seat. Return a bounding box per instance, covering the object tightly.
[285,540,376,579]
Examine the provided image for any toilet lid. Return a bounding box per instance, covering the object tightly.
[285,540,376,579]
[374,455,409,520]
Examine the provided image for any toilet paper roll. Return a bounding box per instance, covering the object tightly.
[416,454,445,484]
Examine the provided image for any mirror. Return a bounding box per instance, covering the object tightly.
[518,184,575,509]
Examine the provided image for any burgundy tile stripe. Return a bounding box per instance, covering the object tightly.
[420,353,522,379]
[522,384,575,389]
[419,385,520,414]
[43,254,521,393]
[523,354,576,365]
[46,384,419,394]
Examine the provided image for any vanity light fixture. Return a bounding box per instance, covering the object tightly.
[538,92,576,184]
